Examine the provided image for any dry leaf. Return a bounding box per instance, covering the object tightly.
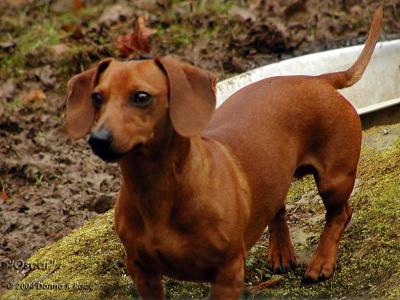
[248,275,283,293]
[22,89,46,102]
[115,16,156,58]
[0,191,9,201]
[284,0,308,19]
[73,0,85,11]
[5,0,27,7]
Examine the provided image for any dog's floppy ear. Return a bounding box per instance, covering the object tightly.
[65,58,112,139]
[156,56,216,137]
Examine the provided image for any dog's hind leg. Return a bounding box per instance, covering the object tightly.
[301,94,361,283]
[267,206,297,273]
[302,169,356,283]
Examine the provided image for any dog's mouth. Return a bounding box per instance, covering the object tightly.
[131,142,144,152]
[89,142,145,163]
[90,145,124,163]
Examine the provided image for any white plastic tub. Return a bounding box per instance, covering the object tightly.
[216,39,400,117]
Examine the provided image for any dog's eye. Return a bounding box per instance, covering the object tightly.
[91,92,104,109]
[131,92,153,107]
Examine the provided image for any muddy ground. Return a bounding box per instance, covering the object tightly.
[0,0,400,294]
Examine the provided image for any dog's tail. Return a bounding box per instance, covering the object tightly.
[317,6,383,90]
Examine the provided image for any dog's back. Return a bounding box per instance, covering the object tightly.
[204,75,359,245]
[204,6,382,248]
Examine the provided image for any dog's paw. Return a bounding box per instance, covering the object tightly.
[302,256,336,284]
[267,245,297,274]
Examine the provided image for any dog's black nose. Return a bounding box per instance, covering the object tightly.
[88,128,124,162]
[89,128,112,150]
[88,128,119,162]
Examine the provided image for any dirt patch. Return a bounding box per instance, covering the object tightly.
[1,0,400,294]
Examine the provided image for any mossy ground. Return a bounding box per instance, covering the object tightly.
[1,1,400,299]
[2,124,399,299]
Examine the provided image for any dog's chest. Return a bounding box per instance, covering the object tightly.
[131,223,229,280]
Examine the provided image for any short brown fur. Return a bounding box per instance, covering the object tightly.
[65,7,383,299]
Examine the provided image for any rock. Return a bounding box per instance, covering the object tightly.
[87,194,115,213]
[0,79,17,100]
[50,44,70,57]
[34,66,56,88]
[99,4,134,26]
[230,7,257,22]
[0,41,16,52]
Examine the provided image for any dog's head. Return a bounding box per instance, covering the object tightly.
[65,57,216,162]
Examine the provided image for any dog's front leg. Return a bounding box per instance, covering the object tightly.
[125,256,164,300]
[135,271,164,300]
[209,254,245,300]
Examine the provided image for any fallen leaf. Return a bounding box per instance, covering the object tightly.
[5,0,27,7]
[114,16,156,58]
[132,0,159,10]
[284,0,308,19]
[247,275,283,293]
[72,0,85,11]
[21,89,46,102]
[0,191,9,201]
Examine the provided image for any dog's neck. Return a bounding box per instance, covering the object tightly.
[119,125,209,219]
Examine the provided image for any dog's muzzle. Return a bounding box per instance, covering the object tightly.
[88,128,122,162]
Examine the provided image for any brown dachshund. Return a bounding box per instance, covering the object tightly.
[65,7,382,299]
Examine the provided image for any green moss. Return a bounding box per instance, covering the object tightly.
[0,2,109,82]
[253,126,400,299]
[0,19,61,80]
[155,0,236,52]
[165,24,193,48]
[2,124,399,299]
[2,212,133,299]
[287,175,315,202]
